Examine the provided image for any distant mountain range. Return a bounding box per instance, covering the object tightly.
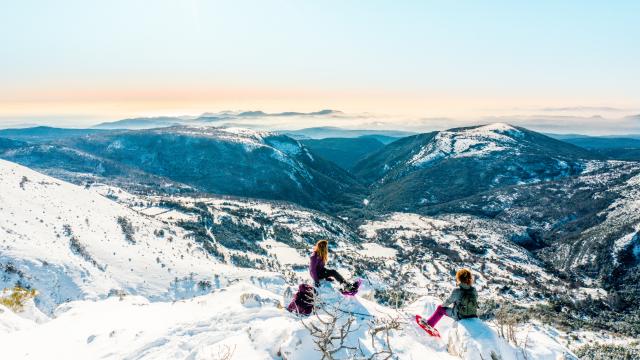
[92,110,345,130]
[0,126,105,141]
[546,134,640,161]
[93,116,186,130]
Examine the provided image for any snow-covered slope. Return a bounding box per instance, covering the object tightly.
[0,159,282,313]
[89,185,570,309]
[419,159,640,291]
[0,282,575,360]
[359,212,559,301]
[408,123,524,167]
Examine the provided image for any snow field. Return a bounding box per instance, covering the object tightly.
[1,273,575,360]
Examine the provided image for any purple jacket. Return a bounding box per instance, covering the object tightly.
[309,252,325,283]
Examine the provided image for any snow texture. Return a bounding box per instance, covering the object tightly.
[409,123,522,167]
[0,282,575,360]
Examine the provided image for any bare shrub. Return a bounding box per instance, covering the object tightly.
[70,236,105,271]
[367,316,402,360]
[494,303,530,346]
[214,344,236,360]
[0,286,37,312]
[299,297,400,359]
[19,176,30,190]
[117,216,136,244]
[61,224,104,270]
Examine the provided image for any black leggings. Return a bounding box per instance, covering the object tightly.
[317,267,346,285]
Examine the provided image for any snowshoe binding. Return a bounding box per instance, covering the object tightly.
[415,315,441,338]
[340,278,362,296]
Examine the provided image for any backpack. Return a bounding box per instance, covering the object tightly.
[287,284,316,316]
[455,286,478,319]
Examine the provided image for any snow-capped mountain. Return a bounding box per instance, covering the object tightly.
[408,123,525,166]
[353,123,597,210]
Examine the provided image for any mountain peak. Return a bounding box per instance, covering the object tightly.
[475,122,519,133]
[408,123,522,167]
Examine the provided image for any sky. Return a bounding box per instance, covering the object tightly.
[0,0,639,133]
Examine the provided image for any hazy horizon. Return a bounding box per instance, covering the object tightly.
[1,109,640,136]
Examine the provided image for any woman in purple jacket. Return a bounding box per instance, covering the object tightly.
[310,240,357,291]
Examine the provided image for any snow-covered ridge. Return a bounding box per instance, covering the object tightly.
[598,171,640,263]
[169,125,312,176]
[409,123,523,167]
[171,126,282,150]
[162,125,305,156]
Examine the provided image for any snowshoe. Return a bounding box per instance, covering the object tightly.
[415,315,441,338]
[340,278,362,296]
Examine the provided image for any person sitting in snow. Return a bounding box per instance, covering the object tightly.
[309,239,358,292]
[418,268,478,335]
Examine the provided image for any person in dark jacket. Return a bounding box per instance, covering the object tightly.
[419,268,478,331]
[309,239,357,291]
